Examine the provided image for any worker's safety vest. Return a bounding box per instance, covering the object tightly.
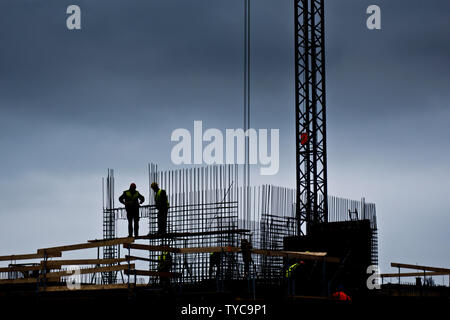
[124,191,141,208]
[158,252,172,270]
[285,263,300,278]
[125,190,141,201]
[155,189,169,208]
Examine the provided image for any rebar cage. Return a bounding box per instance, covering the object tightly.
[102,164,377,285]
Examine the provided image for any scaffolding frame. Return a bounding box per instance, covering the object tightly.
[101,164,377,286]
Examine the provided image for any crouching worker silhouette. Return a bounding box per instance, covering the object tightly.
[158,251,173,291]
[285,260,305,296]
[209,252,223,279]
[119,183,145,237]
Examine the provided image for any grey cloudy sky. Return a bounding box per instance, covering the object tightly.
[0,0,449,278]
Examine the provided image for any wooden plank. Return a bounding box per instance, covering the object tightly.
[0,265,135,285]
[252,249,339,263]
[0,277,62,285]
[178,246,241,254]
[125,244,339,263]
[177,247,338,263]
[124,269,181,278]
[0,258,133,272]
[39,283,144,292]
[0,265,60,273]
[37,238,134,254]
[391,262,450,273]
[381,271,450,278]
[123,243,180,253]
[136,229,250,240]
[0,277,39,285]
[41,258,133,267]
[42,264,135,279]
[125,255,158,263]
[125,244,239,254]
[0,252,61,262]
[87,236,134,243]
[281,250,327,257]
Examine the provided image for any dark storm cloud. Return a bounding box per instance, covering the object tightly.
[2,0,446,126]
[325,0,450,120]
[0,0,248,127]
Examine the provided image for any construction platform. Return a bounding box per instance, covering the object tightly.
[1,233,449,314]
[0,230,337,290]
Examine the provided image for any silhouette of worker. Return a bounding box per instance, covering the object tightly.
[151,182,169,234]
[285,260,305,296]
[209,252,222,279]
[158,251,173,290]
[119,183,145,237]
[241,239,253,278]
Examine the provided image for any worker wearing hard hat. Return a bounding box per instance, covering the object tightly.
[119,183,145,237]
[331,285,352,301]
[151,182,169,234]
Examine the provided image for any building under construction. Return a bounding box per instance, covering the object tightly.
[0,164,381,308]
[101,164,378,293]
[0,164,447,312]
[1,0,449,313]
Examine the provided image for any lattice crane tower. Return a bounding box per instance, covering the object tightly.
[294,0,328,235]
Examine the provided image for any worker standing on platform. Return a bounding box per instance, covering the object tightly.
[119,183,145,238]
[241,239,253,278]
[151,182,169,234]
